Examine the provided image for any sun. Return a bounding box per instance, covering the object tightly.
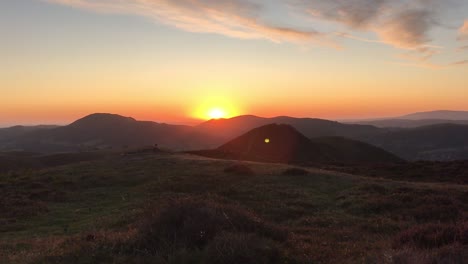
[208,108,226,119]
[192,96,241,120]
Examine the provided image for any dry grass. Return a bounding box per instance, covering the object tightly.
[1,152,468,263]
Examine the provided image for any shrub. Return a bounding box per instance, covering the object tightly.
[224,164,255,176]
[338,186,463,222]
[393,222,468,249]
[203,232,283,264]
[390,244,468,264]
[281,168,309,176]
[130,198,287,257]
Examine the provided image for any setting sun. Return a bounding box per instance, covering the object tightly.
[208,108,226,119]
[192,96,242,120]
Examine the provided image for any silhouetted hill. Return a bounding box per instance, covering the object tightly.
[1,114,216,152]
[344,110,468,128]
[347,119,468,128]
[398,110,468,120]
[190,124,402,165]
[2,113,468,161]
[360,124,468,160]
[309,137,403,164]
[0,125,58,140]
[0,151,106,173]
[196,115,380,142]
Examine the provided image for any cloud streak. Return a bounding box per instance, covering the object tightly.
[46,0,327,45]
[45,0,465,67]
[294,0,443,50]
[459,20,468,40]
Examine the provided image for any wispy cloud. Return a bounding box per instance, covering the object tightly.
[459,20,468,40]
[294,0,440,49]
[457,45,468,52]
[45,0,465,67]
[374,9,435,50]
[450,59,468,66]
[46,0,329,45]
[302,0,389,29]
[291,0,450,65]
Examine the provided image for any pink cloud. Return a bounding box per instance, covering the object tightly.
[459,20,468,40]
[46,0,328,45]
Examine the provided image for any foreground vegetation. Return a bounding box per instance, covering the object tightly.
[0,152,467,263]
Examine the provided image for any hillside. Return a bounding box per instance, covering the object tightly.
[0,125,58,144]
[347,119,468,128]
[360,123,468,161]
[2,113,468,161]
[197,116,468,161]
[399,110,468,120]
[0,114,217,152]
[190,124,402,165]
[1,152,467,263]
[196,115,380,142]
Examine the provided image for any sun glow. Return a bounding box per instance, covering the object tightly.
[208,108,226,119]
[192,96,242,120]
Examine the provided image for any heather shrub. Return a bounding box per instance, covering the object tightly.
[203,232,283,264]
[224,164,255,176]
[281,168,309,176]
[393,222,468,249]
[390,245,468,264]
[338,185,463,223]
[130,198,287,257]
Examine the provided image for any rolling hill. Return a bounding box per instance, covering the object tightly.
[190,124,402,165]
[2,113,468,161]
[346,110,468,128]
[196,115,380,142]
[0,113,217,152]
[398,110,468,120]
[196,115,468,161]
[3,151,467,263]
[360,123,468,160]
[346,119,468,128]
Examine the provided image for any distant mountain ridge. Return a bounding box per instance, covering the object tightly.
[196,115,379,142]
[346,110,468,128]
[2,112,468,161]
[399,110,468,120]
[347,119,468,128]
[360,123,468,161]
[189,124,402,164]
[0,113,218,152]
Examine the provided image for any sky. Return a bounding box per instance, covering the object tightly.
[1,0,467,126]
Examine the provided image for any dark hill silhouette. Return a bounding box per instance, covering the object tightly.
[195,115,468,161]
[196,115,380,142]
[360,124,468,160]
[347,119,468,128]
[0,125,58,141]
[3,114,217,152]
[399,110,468,120]
[344,110,468,128]
[2,113,468,161]
[309,137,403,164]
[189,124,402,165]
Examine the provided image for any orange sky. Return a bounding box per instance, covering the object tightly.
[1,0,468,126]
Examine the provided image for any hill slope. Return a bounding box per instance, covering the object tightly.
[2,152,466,263]
[347,119,468,128]
[196,115,380,142]
[2,113,468,161]
[191,124,402,164]
[360,124,468,160]
[399,110,468,120]
[2,114,216,152]
[197,115,468,161]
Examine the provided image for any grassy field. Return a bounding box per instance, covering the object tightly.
[1,152,467,263]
